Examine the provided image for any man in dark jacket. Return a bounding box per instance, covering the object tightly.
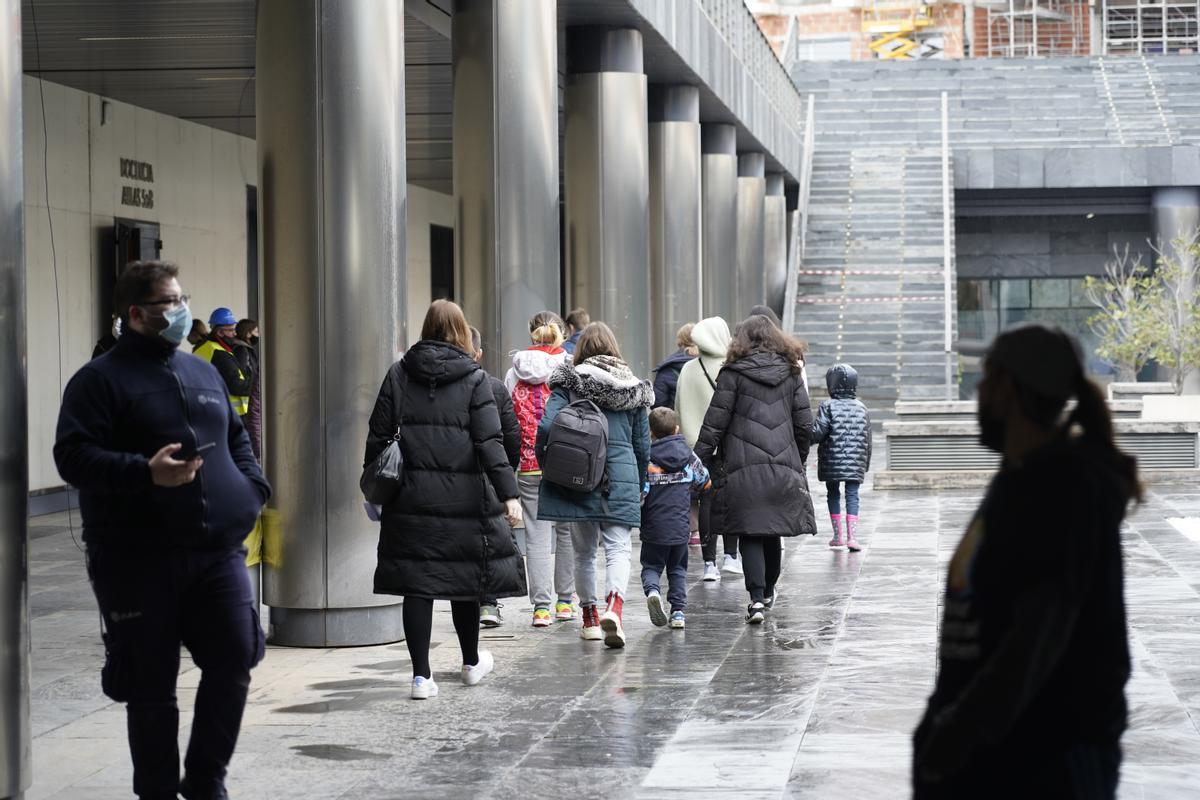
[55,261,270,800]
[193,307,254,420]
[811,363,871,551]
[651,323,697,409]
[640,408,709,629]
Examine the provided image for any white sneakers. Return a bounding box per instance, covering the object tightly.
[723,554,744,575]
[646,590,668,627]
[411,649,495,699]
[702,562,720,582]
[462,650,495,687]
[411,676,439,700]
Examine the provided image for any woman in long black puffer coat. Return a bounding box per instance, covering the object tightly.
[695,315,817,624]
[365,300,525,700]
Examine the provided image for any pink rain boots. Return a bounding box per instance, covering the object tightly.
[846,515,862,552]
[829,514,845,549]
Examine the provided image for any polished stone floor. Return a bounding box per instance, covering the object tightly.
[23,482,1200,799]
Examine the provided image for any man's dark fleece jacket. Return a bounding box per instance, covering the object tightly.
[54,330,270,550]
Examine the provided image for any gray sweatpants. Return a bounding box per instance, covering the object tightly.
[518,473,576,607]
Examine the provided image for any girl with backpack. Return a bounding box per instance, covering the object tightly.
[364,300,526,700]
[694,315,817,624]
[536,322,653,648]
[502,311,577,628]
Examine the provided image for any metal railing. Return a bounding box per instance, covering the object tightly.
[698,0,805,136]
[782,94,816,336]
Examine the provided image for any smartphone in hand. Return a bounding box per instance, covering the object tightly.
[179,442,216,461]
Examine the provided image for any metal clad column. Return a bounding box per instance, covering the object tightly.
[701,124,737,324]
[564,28,651,376]
[736,152,767,318]
[257,0,406,646]
[454,0,558,373]
[648,85,701,364]
[0,0,29,792]
[764,173,787,317]
[1152,187,1200,393]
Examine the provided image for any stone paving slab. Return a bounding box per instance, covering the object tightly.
[23,482,1200,799]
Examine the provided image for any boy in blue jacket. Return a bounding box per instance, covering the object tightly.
[641,408,711,629]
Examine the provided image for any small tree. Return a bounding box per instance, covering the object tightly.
[1146,232,1200,394]
[1084,245,1156,383]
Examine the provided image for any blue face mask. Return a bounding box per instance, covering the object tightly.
[147,303,192,347]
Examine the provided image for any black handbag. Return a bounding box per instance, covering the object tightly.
[360,369,406,505]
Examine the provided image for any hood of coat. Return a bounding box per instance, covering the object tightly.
[549,355,654,411]
[826,363,859,399]
[726,351,794,387]
[650,434,692,472]
[654,348,694,374]
[402,339,479,386]
[690,317,732,359]
[510,346,569,385]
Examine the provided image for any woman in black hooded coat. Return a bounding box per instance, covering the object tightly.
[695,315,817,623]
[365,300,525,699]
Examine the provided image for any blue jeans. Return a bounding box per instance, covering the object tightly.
[826,481,861,516]
[640,542,688,611]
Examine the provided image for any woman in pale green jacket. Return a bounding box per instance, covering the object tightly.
[674,316,734,580]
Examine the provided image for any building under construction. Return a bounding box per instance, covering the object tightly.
[753,0,1199,62]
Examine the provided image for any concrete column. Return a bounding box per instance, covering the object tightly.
[1152,187,1200,394]
[257,0,406,646]
[0,0,29,793]
[564,27,651,376]
[764,173,788,318]
[702,124,738,325]
[649,85,702,365]
[736,152,767,318]
[453,0,559,374]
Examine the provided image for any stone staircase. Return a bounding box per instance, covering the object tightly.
[790,54,1200,151]
[787,54,1200,418]
[798,147,952,417]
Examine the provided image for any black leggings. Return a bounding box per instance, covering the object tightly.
[699,492,739,563]
[739,536,782,603]
[403,597,480,679]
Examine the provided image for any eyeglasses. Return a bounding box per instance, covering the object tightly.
[140,294,190,309]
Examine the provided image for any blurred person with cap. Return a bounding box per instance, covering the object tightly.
[913,323,1139,799]
[194,307,254,420]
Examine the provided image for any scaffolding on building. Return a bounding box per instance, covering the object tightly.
[861,0,944,58]
[1103,0,1200,54]
[977,0,1087,57]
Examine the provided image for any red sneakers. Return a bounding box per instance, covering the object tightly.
[579,604,602,641]
[600,592,626,649]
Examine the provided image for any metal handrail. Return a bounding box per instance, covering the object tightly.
[698,0,805,136]
[782,94,816,336]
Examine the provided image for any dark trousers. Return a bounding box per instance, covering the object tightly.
[640,542,689,611]
[699,491,739,563]
[403,597,480,679]
[739,536,782,603]
[87,546,264,800]
[826,480,861,516]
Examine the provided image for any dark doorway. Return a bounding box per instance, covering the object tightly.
[247,185,259,319]
[103,218,162,334]
[430,224,455,301]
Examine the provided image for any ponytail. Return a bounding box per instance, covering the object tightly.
[1066,374,1143,504]
[528,311,566,347]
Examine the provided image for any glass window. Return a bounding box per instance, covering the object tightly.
[1000,279,1030,309]
[1032,278,1071,308]
[1069,277,1094,308]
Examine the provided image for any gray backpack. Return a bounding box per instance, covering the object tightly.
[542,396,609,493]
